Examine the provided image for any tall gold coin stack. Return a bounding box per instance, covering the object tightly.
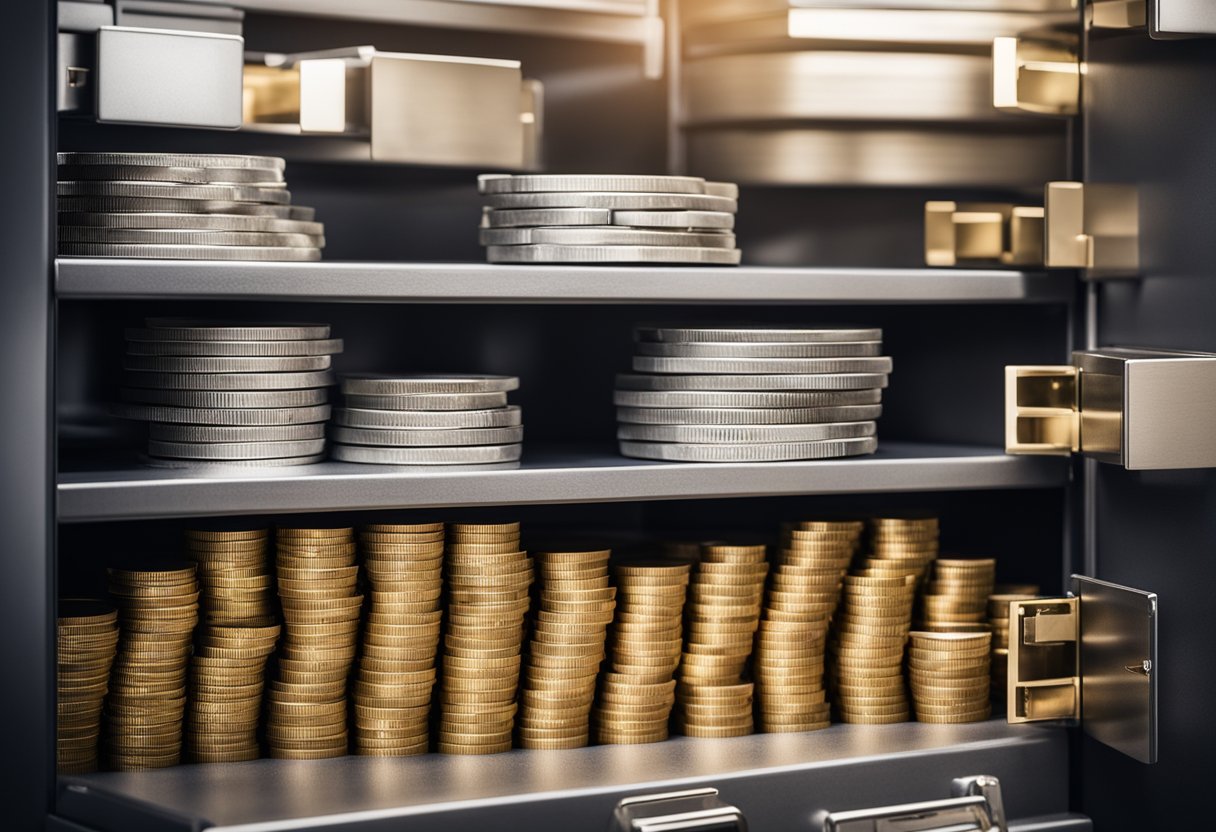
[829,572,916,725]
[517,548,615,750]
[265,527,360,760]
[57,600,120,773]
[868,516,939,596]
[593,561,690,745]
[437,522,532,755]
[987,585,1038,706]
[907,631,992,723]
[352,522,446,756]
[920,558,997,633]
[675,544,769,738]
[103,565,199,770]
[186,528,276,627]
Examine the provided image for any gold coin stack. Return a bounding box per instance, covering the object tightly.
[594,561,690,745]
[829,572,916,724]
[754,520,861,732]
[987,586,1038,705]
[437,522,532,755]
[907,631,992,723]
[57,599,120,773]
[921,558,997,632]
[674,544,769,738]
[517,548,615,750]
[352,522,445,756]
[868,516,939,594]
[265,527,361,760]
[103,565,199,770]
[185,528,276,627]
[185,623,280,762]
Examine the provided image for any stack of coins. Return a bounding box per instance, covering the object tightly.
[829,573,916,725]
[114,319,342,466]
[265,527,360,760]
[184,622,279,763]
[57,600,120,774]
[907,631,993,723]
[56,152,324,261]
[437,522,532,755]
[921,559,997,632]
[330,374,524,466]
[477,174,742,265]
[185,528,276,627]
[616,324,888,462]
[517,548,615,749]
[103,565,199,770]
[870,516,940,594]
[987,585,1039,705]
[593,561,691,745]
[352,522,446,756]
[674,544,768,738]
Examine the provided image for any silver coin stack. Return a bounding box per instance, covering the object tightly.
[330,374,524,465]
[113,320,342,466]
[56,152,324,261]
[614,324,890,462]
[477,174,741,265]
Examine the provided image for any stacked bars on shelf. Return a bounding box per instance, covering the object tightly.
[183,528,279,763]
[57,600,120,774]
[56,152,324,261]
[352,523,445,756]
[115,320,342,466]
[437,523,532,755]
[478,174,742,265]
[616,325,888,462]
[593,562,691,745]
[265,528,360,760]
[920,558,997,633]
[754,521,862,733]
[829,573,916,725]
[907,631,993,723]
[674,544,769,738]
[988,585,1039,705]
[103,565,199,770]
[517,548,615,750]
[331,375,524,465]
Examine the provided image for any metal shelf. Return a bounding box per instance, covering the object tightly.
[55,259,1071,305]
[58,442,1068,523]
[57,720,1071,832]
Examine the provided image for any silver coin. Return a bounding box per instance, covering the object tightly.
[613,389,884,408]
[611,210,736,230]
[331,443,522,465]
[60,228,323,247]
[57,164,285,185]
[59,243,322,261]
[619,436,878,463]
[634,341,882,358]
[481,208,613,228]
[125,338,342,357]
[122,370,335,391]
[340,374,519,395]
[703,182,739,199]
[120,388,329,408]
[615,373,888,392]
[58,152,285,171]
[123,355,331,373]
[131,322,331,342]
[142,453,323,469]
[633,356,893,375]
[331,426,524,447]
[479,226,736,248]
[483,192,737,212]
[111,403,332,426]
[59,212,324,235]
[617,422,876,443]
[635,325,883,344]
[57,197,312,219]
[57,181,291,205]
[148,423,326,443]
[478,174,709,195]
[333,405,522,430]
[342,392,508,411]
[487,245,741,265]
[615,404,883,425]
[147,438,326,460]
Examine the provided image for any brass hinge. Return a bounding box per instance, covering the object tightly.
[1045,181,1140,276]
[992,35,1080,117]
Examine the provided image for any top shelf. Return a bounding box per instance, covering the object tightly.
[55,260,1071,305]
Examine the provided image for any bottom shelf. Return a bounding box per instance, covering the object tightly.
[59,720,1072,832]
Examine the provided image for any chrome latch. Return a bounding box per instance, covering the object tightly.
[613,788,747,832]
[815,774,1006,832]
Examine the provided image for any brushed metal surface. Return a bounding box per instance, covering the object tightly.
[680,0,1077,29]
[1152,0,1216,37]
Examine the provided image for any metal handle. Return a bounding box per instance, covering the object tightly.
[613,788,747,832]
[817,775,1006,832]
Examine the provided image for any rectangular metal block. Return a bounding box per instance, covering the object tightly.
[1152,0,1216,37]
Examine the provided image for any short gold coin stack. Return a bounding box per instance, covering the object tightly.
[987,585,1038,706]
[829,572,917,725]
[57,599,120,773]
[352,522,445,756]
[517,548,615,750]
[265,527,360,759]
[675,544,769,738]
[593,561,690,745]
[437,522,532,755]
[907,631,992,723]
[920,558,997,632]
[103,565,199,770]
